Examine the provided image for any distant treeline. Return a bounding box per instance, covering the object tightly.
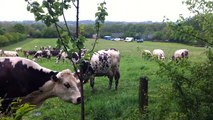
[0,33,27,47]
[0,18,205,47]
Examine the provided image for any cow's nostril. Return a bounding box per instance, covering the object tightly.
[77,97,81,103]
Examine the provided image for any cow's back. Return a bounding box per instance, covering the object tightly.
[106,49,120,69]
[0,57,56,98]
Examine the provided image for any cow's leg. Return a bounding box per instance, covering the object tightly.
[114,70,120,90]
[90,77,95,91]
[108,75,113,89]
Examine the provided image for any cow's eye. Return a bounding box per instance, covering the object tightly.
[64,82,71,88]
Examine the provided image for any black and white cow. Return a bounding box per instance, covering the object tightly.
[80,48,120,90]
[23,50,37,58]
[50,49,61,57]
[33,50,52,60]
[56,49,88,64]
[0,57,81,114]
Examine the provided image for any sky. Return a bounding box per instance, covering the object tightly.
[0,0,193,22]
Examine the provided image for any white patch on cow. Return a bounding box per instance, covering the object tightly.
[22,80,55,106]
[0,57,52,73]
[144,50,152,55]
[0,50,18,57]
[153,49,165,60]
[173,49,189,60]
[54,69,81,104]
[15,47,22,52]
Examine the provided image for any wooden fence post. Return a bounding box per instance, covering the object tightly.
[139,76,148,113]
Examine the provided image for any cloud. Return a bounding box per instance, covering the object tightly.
[0,0,192,22]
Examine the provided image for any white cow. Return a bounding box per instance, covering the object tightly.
[153,49,165,60]
[0,50,18,57]
[172,49,189,61]
[142,50,152,57]
[15,47,22,52]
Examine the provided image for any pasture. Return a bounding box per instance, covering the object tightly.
[1,38,207,119]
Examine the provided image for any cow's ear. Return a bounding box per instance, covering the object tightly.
[51,75,60,82]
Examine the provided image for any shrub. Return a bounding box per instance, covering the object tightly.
[155,50,213,119]
[0,35,9,47]
[0,98,35,120]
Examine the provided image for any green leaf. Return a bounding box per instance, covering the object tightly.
[27,5,31,11]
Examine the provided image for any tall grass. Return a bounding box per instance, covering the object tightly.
[1,38,207,119]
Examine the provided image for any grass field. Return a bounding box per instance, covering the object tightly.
[1,38,207,120]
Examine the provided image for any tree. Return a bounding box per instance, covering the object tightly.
[42,27,57,38]
[0,35,9,46]
[0,27,5,35]
[25,0,107,120]
[13,23,25,34]
[166,0,213,46]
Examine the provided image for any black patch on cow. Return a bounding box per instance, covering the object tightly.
[80,61,94,74]
[72,52,79,61]
[0,59,58,99]
[79,60,94,83]
[0,58,58,113]
[50,50,60,56]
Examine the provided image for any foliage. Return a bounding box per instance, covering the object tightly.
[0,27,5,35]
[154,0,213,119]
[42,27,57,38]
[13,24,25,34]
[25,0,107,60]
[0,32,27,47]
[155,51,213,119]
[0,98,35,120]
[166,0,213,47]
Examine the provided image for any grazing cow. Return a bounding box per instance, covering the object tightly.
[142,50,152,57]
[56,51,68,64]
[33,50,52,60]
[0,57,81,114]
[15,47,22,52]
[56,49,87,64]
[0,50,18,57]
[80,48,120,90]
[23,50,37,58]
[153,49,165,60]
[50,49,61,57]
[172,49,189,61]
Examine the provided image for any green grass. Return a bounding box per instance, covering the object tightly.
[1,38,208,120]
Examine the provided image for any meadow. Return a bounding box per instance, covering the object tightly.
[1,38,207,120]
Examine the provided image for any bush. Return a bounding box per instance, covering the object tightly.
[0,32,27,47]
[0,35,9,47]
[0,98,35,120]
[154,50,213,119]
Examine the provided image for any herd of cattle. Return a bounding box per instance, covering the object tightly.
[0,47,121,115]
[142,48,189,61]
[0,46,189,115]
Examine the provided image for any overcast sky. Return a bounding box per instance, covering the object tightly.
[0,0,193,22]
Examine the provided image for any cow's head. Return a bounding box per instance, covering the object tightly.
[79,60,94,83]
[51,69,81,104]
